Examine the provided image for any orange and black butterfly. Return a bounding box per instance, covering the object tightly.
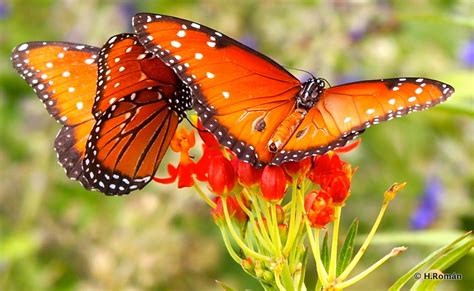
[11,33,192,195]
[133,13,455,167]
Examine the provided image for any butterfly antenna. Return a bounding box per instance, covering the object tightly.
[284,66,316,79]
[322,78,332,87]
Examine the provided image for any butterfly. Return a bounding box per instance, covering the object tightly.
[11,33,192,195]
[132,13,455,168]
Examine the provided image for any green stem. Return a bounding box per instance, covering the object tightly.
[328,206,342,282]
[218,225,243,263]
[275,271,286,291]
[235,194,275,254]
[283,180,299,254]
[281,261,295,291]
[245,190,275,253]
[271,203,283,253]
[259,196,278,251]
[193,183,216,208]
[222,196,272,261]
[335,247,407,289]
[305,223,329,286]
[338,199,391,280]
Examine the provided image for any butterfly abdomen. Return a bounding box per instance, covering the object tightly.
[268,108,307,153]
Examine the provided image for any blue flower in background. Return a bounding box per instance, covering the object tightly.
[0,0,9,19]
[119,2,137,31]
[460,38,474,68]
[240,33,258,50]
[410,177,443,230]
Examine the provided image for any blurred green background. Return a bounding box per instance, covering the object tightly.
[0,0,472,290]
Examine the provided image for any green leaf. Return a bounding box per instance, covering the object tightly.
[321,232,330,270]
[388,231,472,291]
[215,280,236,291]
[413,238,473,290]
[366,230,465,246]
[337,219,359,276]
[297,247,308,291]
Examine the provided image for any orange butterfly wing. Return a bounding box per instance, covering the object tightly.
[83,33,190,195]
[93,33,180,118]
[11,42,99,187]
[84,90,179,195]
[277,78,454,163]
[133,13,301,166]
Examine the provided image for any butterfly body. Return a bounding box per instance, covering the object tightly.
[133,13,454,168]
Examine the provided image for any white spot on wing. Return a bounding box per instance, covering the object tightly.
[171,41,181,48]
[18,43,28,51]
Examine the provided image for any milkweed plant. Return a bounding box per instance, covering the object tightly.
[154,119,472,291]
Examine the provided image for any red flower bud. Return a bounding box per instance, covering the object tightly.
[275,204,285,224]
[208,155,237,195]
[260,165,287,201]
[232,158,263,187]
[211,196,248,224]
[283,157,312,179]
[241,257,254,272]
[304,190,335,228]
[278,223,288,242]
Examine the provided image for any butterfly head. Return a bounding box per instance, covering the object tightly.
[297,78,326,109]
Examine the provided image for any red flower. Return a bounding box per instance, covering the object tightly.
[304,190,335,228]
[211,196,248,224]
[308,153,352,205]
[154,127,199,188]
[232,158,263,187]
[283,157,312,182]
[208,154,237,195]
[260,165,287,201]
[194,119,225,181]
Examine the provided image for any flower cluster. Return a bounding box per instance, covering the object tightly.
[155,122,408,290]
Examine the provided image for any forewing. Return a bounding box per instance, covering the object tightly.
[11,42,99,187]
[133,13,301,166]
[93,33,180,118]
